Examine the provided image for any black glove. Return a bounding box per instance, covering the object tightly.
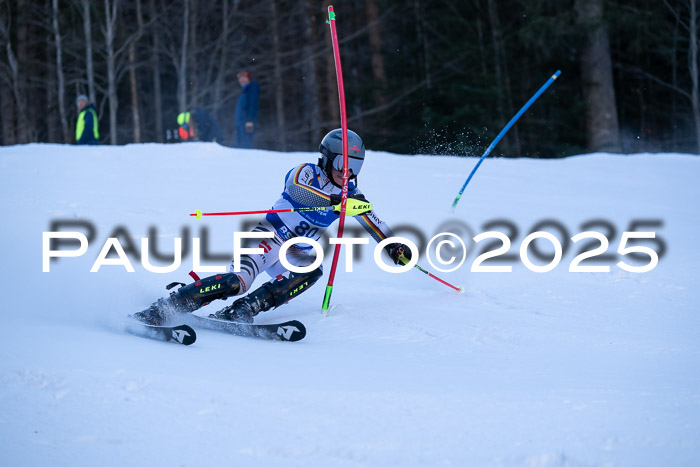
[385,243,412,265]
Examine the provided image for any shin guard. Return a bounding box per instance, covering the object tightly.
[169,273,242,312]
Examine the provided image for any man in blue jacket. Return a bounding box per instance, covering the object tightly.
[235,70,259,148]
[75,95,99,145]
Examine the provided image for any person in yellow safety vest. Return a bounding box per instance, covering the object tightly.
[75,95,99,145]
[177,108,224,143]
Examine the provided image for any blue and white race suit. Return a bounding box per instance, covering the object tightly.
[229,163,394,291]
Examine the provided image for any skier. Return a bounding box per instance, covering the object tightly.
[134,129,412,325]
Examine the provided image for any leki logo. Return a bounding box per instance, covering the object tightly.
[200,284,221,293]
[350,144,360,152]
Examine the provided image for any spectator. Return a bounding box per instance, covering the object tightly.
[75,95,99,145]
[234,70,260,148]
[177,108,224,143]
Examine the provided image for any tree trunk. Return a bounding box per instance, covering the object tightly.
[187,0,198,110]
[81,0,96,104]
[129,0,143,143]
[212,0,230,121]
[1,1,29,143]
[52,0,70,143]
[323,0,340,127]
[178,0,190,112]
[128,44,141,143]
[15,0,31,143]
[148,0,164,142]
[104,0,119,144]
[0,81,15,145]
[413,0,432,90]
[45,40,59,143]
[575,0,622,153]
[0,19,18,144]
[270,0,287,150]
[487,0,519,155]
[303,0,322,146]
[688,0,700,154]
[365,0,388,109]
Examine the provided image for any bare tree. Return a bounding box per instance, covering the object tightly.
[177,0,189,112]
[302,0,322,146]
[413,0,432,90]
[51,0,70,143]
[690,0,699,154]
[128,0,144,142]
[365,0,388,109]
[269,0,287,150]
[0,2,29,144]
[323,0,339,126]
[102,0,119,144]
[576,0,622,152]
[664,0,700,153]
[80,0,96,104]
[148,0,163,141]
[487,0,520,154]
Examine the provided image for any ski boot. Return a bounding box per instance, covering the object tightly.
[210,286,273,323]
[210,268,323,323]
[132,299,169,326]
[135,273,244,325]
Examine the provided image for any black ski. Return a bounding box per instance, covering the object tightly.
[190,315,306,342]
[126,318,197,346]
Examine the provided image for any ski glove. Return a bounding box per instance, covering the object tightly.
[385,243,412,265]
[329,193,372,216]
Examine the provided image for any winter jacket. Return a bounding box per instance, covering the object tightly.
[76,104,99,145]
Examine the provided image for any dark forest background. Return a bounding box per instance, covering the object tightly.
[1,0,698,157]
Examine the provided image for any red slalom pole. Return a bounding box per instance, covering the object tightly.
[321,5,349,311]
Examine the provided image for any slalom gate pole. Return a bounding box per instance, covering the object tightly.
[321,5,350,311]
[451,70,561,211]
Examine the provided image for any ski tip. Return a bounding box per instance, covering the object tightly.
[125,319,197,346]
[171,324,197,345]
[276,320,306,342]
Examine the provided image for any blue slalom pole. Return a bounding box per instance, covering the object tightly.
[451,70,561,211]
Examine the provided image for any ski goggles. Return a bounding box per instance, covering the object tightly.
[331,153,363,178]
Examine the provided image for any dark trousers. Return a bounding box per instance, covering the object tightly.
[235,126,255,148]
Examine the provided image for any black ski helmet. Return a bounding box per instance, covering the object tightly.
[318,129,365,181]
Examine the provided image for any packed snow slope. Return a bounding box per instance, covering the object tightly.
[1,143,699,467]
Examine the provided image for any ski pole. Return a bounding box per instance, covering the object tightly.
[190,199,372,219]
[190,207,330,219]
[451,70,561,211]
[398,253,464,293]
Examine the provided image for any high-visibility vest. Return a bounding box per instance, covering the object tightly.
[76,108,99,142]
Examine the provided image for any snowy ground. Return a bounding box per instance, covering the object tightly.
[1,143,699,466]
